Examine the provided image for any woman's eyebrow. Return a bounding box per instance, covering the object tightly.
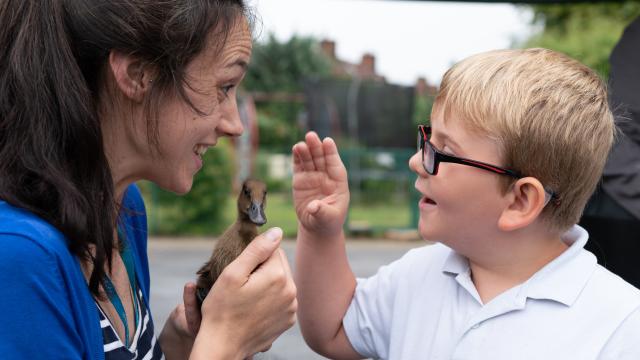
[225,58,248,70]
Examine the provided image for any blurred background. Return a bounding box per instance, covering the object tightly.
[139,0,640,240]
[144,1,640,358]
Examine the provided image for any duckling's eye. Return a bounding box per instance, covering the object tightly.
[243,188,251,197]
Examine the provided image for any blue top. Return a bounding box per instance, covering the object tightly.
[0,185,152,360]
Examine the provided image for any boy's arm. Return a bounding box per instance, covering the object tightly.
[296,227,360,359]
[292,132,362,359]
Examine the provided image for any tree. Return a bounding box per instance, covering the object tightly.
[243,33,331,149]
[139,139,234,235]
[413,94,433,127]
[522,2,640,77]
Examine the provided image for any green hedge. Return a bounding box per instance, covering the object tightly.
[139,139,233,235]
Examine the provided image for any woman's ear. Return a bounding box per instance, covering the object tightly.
[107,50,153,102]
[498,177,548,232]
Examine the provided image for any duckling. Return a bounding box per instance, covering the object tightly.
[195,179,267,307]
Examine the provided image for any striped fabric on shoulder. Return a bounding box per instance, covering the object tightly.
[96,286,163,359]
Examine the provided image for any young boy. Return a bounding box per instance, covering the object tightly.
[291,48,640,359]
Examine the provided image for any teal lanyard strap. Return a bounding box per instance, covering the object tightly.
[103,227,138,347]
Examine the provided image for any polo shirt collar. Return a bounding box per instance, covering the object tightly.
[441,225,597,307]
[523,225,597,306]
[442,248,469,276]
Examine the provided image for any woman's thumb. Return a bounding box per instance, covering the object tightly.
[225,227,282,278]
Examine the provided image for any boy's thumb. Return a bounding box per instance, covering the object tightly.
[308,199,332,221]
[228,227,282,276]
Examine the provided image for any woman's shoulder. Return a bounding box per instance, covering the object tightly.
[0,201,69,257]
[0,201,80,291]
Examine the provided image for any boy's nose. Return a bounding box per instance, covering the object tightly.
[408,151,425,175]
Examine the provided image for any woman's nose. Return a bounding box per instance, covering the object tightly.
[218,107,244,137]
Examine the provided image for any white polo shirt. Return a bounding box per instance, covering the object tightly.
[343,225,640,360]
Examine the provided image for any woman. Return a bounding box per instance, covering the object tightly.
[0,1,297,359]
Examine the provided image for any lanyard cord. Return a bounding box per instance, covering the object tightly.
[103,227,139,347]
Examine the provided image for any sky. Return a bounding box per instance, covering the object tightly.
[251,0,535,86]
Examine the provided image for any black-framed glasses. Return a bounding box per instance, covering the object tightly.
[417,125,560,204]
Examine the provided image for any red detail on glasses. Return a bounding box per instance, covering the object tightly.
[462,159,509,174]
[419,125,429,141]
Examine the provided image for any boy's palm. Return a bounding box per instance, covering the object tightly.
[292,133,349,237]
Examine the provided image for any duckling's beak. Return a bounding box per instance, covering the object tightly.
[248,201,267,226]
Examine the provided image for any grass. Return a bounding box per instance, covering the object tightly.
[222,192,413,238]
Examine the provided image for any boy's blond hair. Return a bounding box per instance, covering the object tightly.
[434,48,615,232]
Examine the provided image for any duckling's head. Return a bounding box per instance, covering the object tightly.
[237,179,267,226]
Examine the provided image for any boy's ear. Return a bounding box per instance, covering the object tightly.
[107,50,153,103]
[498,177,548,232]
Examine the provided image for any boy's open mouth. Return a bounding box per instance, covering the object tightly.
[422,196,437,205]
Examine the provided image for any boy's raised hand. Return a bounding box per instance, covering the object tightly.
[292,132,349,238]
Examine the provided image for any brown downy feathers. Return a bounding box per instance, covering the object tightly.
[195,179,267,307]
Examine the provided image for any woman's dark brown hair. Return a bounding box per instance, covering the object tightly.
[0,0,249,296]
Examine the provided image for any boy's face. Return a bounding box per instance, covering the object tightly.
[409,109,511,251]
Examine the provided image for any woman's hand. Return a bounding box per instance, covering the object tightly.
[190,227,297,360]
[292,132,350,238]
[159,283,200,359]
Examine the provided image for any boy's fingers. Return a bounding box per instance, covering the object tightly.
[306,132,326,171]
[223,227,283,284]
[305,131,321,143]
[323,137,347,180]
[183,282,201,335]
[292,143,305,173]
[296,141,316,172]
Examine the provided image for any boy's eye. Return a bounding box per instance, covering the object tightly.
[442,145,456,156]
[430,141,446,153]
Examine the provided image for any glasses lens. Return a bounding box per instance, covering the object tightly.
[424,141,435,174]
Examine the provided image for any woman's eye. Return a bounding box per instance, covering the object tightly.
[220,84,235,97]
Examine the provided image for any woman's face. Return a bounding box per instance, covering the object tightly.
[144,18,252,194]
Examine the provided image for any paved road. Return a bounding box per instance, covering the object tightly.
[148,237,424,359]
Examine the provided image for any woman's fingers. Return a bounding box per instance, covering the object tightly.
[220,227,282,287]
[183,282,201,335]
[277,249,297,306]
[277,249,298,320]
[198,229,297,358]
